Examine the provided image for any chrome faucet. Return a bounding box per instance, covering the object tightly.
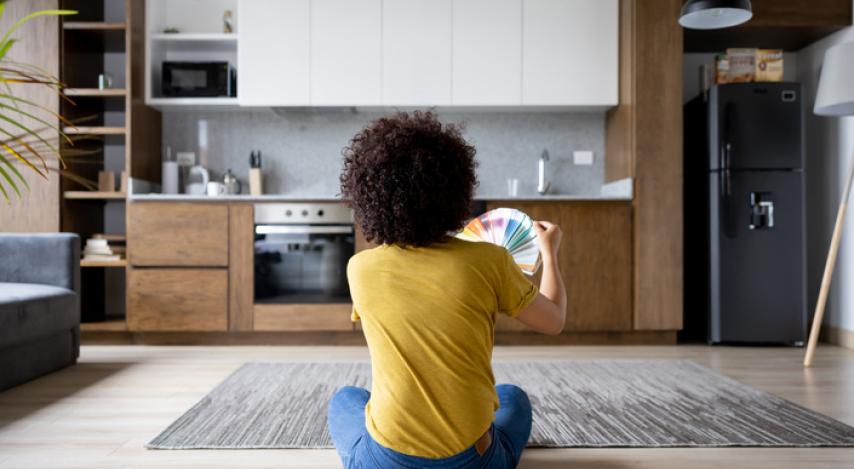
[537,149,551,195]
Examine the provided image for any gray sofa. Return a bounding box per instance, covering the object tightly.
[0,233,80,392]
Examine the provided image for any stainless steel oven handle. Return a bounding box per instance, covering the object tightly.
[255,225,354,235]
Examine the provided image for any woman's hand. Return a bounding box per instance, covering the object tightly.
[534,221,562,259]
[518,220,567,335]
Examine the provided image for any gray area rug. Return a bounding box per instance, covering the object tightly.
[147,360,854,449]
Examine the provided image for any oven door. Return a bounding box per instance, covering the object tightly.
[254,224,354,304]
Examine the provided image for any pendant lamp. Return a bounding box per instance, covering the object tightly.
[679,0,753,30]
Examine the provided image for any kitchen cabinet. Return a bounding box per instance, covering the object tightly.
[487,201,632,332]
[452,0,522,105]
[148,0,620,108]
[254,304,354,331]
[310,0,382,105]
[238,0,310,106]
[229,204,254,331]
[127,202,229,267]
[382,0,452,106]
[522,0,618,106]
[128,268,229,331]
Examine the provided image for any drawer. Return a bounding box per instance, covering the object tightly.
[253,303,354,331]
[128,202,229,267]
[128,268,228,331]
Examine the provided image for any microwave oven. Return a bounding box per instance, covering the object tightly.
[161,61,236,97]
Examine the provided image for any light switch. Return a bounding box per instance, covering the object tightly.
[574,151,594,166]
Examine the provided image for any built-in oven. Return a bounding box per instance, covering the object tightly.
[254,203,354,304]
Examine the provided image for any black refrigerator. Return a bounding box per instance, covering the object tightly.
[683,83,807,345]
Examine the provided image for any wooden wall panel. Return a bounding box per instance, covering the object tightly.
[604,0,634,183]
[127,202,229,266]
[733,0,851,28]
[127,267,228,331]
[229,204,254,331]
[128,0,161,184]
[632,0,683,330]
[0,0,60,232]
[603,0,683,331]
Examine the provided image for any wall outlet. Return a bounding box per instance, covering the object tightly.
[176,152,196,166]
[574,150,594,166]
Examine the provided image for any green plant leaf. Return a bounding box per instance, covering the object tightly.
[0,152,27,201]
[0,111,61,155]
[0,92,76,129]
[0,9,77,54]
[0,101,69,140]
[0,38,15,61]
[1,142,45,179]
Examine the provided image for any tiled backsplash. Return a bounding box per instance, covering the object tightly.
[161,109,605,198]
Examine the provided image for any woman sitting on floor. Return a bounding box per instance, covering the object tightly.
[328,111,567,469]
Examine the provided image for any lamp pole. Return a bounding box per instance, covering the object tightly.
[804,149,854,367]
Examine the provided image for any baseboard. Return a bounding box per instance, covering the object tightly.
[820,324,854,349]
[82,330,677,346]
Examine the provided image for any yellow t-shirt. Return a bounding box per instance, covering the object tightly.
[348,237,539,458]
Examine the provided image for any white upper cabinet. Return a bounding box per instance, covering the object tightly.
[153,0,619,108]
[238,0,310,106]
[382,0,452,106]
[452,0,523,105]
[311,0,382,105]
[522,0,618,106]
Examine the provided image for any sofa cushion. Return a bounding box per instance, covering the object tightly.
[0,282,78,349]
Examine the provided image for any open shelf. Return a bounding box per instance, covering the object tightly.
[146,97,240,108]
[81,259,127,268]
[80,319,127,332]
[63,21,126,30]
[151,33,236,42]
[64,191,127,200]
[64,88,127,97]
[63,126,126,135]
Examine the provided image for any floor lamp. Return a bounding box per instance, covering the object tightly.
[804,40,854,367]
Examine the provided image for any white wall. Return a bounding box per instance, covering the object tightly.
[797,26,854,333]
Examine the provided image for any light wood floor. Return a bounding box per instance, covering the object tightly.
[0,345,853,468]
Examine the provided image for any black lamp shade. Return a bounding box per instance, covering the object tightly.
[679,0,753,30]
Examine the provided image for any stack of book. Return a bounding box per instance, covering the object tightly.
[82,234,126,262]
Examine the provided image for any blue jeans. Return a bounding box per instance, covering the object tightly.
[327,384,532,469]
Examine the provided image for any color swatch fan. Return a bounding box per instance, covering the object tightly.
[457,208,541,275]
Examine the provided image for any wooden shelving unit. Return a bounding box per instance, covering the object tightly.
[81,259,128,268]
[64,88,127,97]
[60,0,161,329]
[64,191,126,200]
[63,21,126,30]
[63,126,126,135]
[80,319,128,332]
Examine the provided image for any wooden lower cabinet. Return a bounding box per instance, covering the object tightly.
[254,303,354,331]
[127,268,229,332]
[128,202,229,267]
[487,201,632,332]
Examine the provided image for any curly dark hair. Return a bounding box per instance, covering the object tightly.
[340,111,478,247]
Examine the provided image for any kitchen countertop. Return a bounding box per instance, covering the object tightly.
[129,177,633,203]
[128,193,632,202]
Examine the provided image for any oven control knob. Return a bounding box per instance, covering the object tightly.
[317,210,325,217]
[301,210,309,217]
[285,210,292,217]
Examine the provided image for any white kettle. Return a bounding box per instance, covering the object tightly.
[185,166,209,195]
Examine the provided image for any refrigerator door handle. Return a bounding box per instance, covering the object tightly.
[721,143,732,196]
